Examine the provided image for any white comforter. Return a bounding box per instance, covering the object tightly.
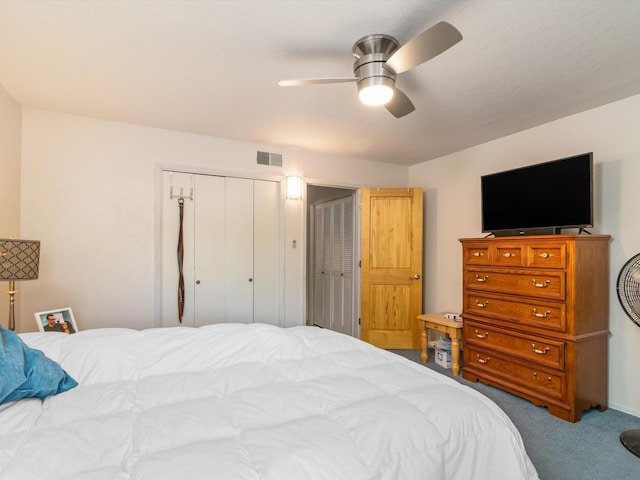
[0,324,539,480]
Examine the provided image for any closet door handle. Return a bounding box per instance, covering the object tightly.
[248,277,253,283]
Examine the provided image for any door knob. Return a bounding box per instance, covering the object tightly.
[413,274,421,280]
[248,277,253,282]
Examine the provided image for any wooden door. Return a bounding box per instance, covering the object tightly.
[360,188,423,349]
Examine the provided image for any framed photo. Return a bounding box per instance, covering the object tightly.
[35,308,78,334]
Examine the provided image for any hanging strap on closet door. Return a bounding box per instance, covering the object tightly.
[177,198,185,323]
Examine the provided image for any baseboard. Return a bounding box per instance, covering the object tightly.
[608,401,640,419]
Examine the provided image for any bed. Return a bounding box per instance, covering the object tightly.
[0,323,539,480]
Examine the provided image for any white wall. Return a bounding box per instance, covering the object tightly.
[18,108,409,332]
[0,83,22,330]
[409,92,640,417]
[0,82,21,236]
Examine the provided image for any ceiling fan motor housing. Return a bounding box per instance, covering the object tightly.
[352,34,399,92]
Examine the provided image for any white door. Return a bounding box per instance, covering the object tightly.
[331,197,354,335]
[161,171,279,327]
[253,180,279,325]
[223,177,254,323]
[313,204,330,329]
[311,196,356,336]
[193,174,225,327]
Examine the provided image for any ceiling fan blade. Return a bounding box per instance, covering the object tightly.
[385,88,415,118]
[385,21,462,74]
[278,78,356,86]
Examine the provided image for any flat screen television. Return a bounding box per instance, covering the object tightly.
[481,152,593,236]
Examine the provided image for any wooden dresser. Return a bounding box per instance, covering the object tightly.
[459,234,611,422]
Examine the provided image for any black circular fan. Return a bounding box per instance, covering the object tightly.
[617,253,640,327]
[616,253,640,457]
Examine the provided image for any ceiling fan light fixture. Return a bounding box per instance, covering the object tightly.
[358,76,395,106]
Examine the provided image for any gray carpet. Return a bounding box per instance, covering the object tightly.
[389,348,640,480]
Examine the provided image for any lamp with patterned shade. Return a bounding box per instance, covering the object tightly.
[0,238,40,331]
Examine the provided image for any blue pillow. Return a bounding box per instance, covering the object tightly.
[0,326,77,405]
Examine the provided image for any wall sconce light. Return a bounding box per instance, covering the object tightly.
[286,176,303,200]
[0,238,41,331]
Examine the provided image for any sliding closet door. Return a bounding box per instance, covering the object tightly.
[311,196,355,336]
[253,180,279,326]
[313,204,330,329]
[162,172,196,327]
[193,174,225,327]
[161,171,280,327]
[224,177,254,323]
[331,198,354,335]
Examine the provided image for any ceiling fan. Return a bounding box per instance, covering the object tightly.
[278,21,462,118]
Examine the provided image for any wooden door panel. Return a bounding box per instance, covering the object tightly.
[368,284,411,329]
[369,197,413,268]
[361,188,423,349]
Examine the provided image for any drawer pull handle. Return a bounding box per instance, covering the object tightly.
[502,252,516,258]
[474,299,489,308]
[531,279,551,288]
[533,372,552,381]
[476,354,490,364]
[474,330,489,339]
[531,344,551,355]
[475,275,489,283]
[472,252,484,257]
[532,308,551,318]
[538,252,554,258]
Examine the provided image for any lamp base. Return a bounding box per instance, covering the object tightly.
[620,429,640,458]
[6,280,16,331]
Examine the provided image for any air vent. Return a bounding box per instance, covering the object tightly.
[256,151,283,167]
[270,153,283,167]
[257,151,270,165]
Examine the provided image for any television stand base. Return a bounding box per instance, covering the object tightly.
[492,227,561,237]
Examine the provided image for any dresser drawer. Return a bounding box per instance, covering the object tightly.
[466,346,565,400]
[463,245,491,265]
[464,268,565,300]
[527,243,567,268]
[463,292,566,332]
[464,320,565,370]
[494,245,525,266]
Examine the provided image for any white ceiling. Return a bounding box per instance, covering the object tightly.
[1,0,640,166]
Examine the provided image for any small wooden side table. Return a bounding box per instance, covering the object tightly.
[417,313,463,376]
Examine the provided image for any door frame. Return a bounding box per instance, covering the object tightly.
[305,182,361,337]
[307,190,360,337]
[153,163,286,328]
